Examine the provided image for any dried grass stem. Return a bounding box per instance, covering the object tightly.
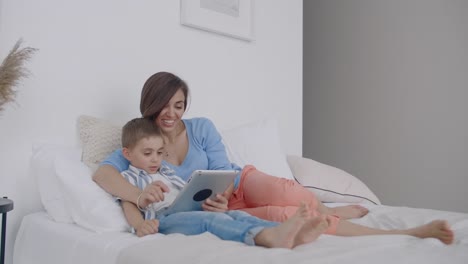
[0,39,38,112]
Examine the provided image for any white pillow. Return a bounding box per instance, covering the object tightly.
[286,155,381,205]
[78,115,122,171]
[54,151,130,233]
[31,143,79,223]
[220,118,294,180]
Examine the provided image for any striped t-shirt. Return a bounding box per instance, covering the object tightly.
[121,165,186,220]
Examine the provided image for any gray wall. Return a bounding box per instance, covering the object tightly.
[303,0,468,213]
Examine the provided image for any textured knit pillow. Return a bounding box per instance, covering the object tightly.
[78,115,122,171]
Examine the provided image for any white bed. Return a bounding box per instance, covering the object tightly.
[14,204,468,264]
[12,116,468,264]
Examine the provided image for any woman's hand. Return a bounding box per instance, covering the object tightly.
[202,193,229,212]
[202,182,234,212]
[137,180,170,209]
[135,219,159,237]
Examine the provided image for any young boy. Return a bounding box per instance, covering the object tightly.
[118,117,329,248]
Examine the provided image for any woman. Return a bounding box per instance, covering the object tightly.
[93,72,454,243]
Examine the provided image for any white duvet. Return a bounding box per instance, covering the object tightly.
[14,203,468,264]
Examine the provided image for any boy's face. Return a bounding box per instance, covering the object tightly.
[123,136,165,174]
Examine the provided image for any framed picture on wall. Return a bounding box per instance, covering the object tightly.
[180,0,254,41]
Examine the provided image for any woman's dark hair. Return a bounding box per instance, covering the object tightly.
[140,72,189,120]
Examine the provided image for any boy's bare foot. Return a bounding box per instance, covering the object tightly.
[255,203,309,248]
[407,220,454,245]
[331,205,369,219]
[293,215,329,247]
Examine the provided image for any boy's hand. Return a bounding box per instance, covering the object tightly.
[138,181,170,208]
[136,219,159,237]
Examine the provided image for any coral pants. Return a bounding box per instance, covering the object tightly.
[228,165,339,234]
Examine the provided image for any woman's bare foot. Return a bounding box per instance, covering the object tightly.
[330,205,369,219]
[254,203,309,248]
[406,220,454,245]
[293,215,329,247]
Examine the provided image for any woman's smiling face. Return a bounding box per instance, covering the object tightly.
[155,88,186,133]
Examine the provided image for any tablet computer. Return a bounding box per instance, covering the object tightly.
[156,169,239,217]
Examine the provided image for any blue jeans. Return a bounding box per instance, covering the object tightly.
[156,210,279,245]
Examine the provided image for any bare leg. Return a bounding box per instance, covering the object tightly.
[335,219,454,245]
[317,201,369,219]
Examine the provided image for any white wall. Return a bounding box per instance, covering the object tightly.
[0,1,303,263]
[304,0,468,213]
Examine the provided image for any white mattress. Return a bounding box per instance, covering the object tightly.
[14,204,468,264]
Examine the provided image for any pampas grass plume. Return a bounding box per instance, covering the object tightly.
[0,39,38,113]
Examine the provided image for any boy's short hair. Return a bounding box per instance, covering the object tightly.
[121,117,162,148]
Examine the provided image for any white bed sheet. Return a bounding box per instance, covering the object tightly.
[14,204,468,264]
[13,212,163,264]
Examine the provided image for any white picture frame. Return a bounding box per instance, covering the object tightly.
[180,0,254,42]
